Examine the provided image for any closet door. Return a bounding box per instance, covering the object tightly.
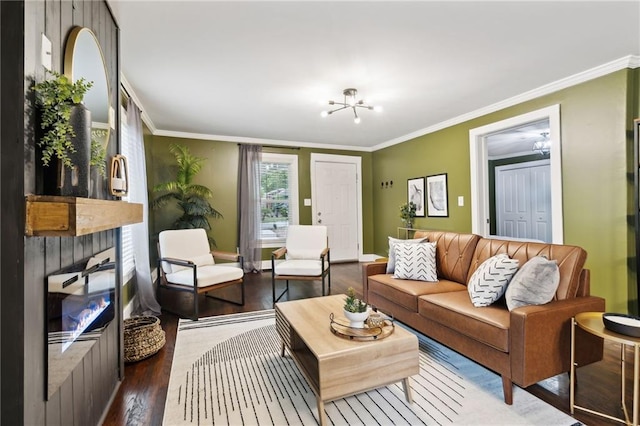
[496,166,531,238]
[495,160,551,242]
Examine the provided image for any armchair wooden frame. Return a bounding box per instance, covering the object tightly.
[157,247,245,320]
[271,246,330,307]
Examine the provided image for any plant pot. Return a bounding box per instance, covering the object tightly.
[343,309,369,329]
[89,162,107,199]
[402,219,414,229]
[52,103,92,197]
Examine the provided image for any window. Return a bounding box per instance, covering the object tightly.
[120,106,135,283]
[259,153,298,247]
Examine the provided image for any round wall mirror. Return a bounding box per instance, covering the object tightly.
[64,27,111,150]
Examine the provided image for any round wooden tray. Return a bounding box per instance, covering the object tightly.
[329,313,395,341]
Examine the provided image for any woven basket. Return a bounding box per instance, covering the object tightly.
[124,315,166,363]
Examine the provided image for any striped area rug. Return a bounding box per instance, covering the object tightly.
[163,310,581,426]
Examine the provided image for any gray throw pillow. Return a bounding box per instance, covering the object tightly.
[468,254,519,307]
[393,241,438,282]
[386,236,427,274]
[505,256,560,311]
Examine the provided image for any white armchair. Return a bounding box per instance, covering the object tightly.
[157,228,244,319]
[271,225,331,306]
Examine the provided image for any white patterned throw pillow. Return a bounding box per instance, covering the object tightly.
[386,236,427,274]
[393,241,437,282]
[505,256,560,311]
[468,254,519,307]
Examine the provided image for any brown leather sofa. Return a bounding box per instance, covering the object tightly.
[363,230,605,404]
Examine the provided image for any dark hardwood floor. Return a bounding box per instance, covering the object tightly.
[104,263,624,426]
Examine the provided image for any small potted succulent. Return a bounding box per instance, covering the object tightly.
[343,287,369,328]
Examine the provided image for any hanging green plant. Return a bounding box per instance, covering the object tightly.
[33,70,93,168]
[151,143,223,246]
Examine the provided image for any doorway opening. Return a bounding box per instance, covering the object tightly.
[469,105,563,243]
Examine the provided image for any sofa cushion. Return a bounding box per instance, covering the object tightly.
[467,238,587,301]
[505,256,560,310]
[393,241,437,281]
[386,236,427,274]
[419,291,510,352]
[414,231,481,284]
[468,254,519,307]
[368,274,466,312]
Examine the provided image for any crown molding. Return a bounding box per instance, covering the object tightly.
[373,55,640,151]
[121,75,157,134]
[122,55,638,153]
[152,129,373,152]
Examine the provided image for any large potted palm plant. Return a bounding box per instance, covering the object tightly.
[151,143,222,245]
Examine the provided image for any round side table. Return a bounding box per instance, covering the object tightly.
[571,312,640,425]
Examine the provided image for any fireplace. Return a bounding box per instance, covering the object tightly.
[46,247,116,399]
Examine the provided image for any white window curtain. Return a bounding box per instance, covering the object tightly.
[125,98,161,315]
[238,144,262,272]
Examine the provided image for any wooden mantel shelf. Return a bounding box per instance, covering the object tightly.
[25,195,143,237]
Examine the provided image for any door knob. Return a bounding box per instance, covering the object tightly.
[318,219,322,224]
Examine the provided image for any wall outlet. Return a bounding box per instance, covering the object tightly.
[304,198,312,206]
[458,196,464,207]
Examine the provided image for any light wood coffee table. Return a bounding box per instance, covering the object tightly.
[275,294,419,426]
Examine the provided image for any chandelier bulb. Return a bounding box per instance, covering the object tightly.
[354,116,361,124]
[374,105,383,112]
[320,111,328,118]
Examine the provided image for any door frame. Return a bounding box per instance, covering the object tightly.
[310,153,363,261]
[469,104,564,243]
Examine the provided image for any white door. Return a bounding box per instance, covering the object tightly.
[530,164,552,242]
[311,154,361,262]
[496,160,551,242]
[496,167,531,238]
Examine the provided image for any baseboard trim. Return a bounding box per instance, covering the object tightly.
[123,294,137,320]
[360,254,381,262]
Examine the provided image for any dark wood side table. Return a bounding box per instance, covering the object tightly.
[571,312,640,425]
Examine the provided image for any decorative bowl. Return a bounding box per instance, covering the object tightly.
[343,309,369,329]
[603,313,640,337]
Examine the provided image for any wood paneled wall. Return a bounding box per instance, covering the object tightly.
[1,1,121,424]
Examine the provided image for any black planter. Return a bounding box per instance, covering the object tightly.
[56,103,91,197]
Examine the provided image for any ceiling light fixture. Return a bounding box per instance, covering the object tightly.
[532,132,551,156]
[320,88,382,124]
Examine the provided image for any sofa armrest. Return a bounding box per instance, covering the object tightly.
[362,261,388,303]
[509,295,605,387]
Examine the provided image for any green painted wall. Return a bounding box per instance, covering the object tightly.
[145,137,374,262]
[372,69,637,314]
[142,68,639,314]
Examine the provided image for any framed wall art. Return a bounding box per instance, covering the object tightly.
[426,173,448,217]
[407,177,425,217]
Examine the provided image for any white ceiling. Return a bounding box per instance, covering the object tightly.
[109,1,640,151]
